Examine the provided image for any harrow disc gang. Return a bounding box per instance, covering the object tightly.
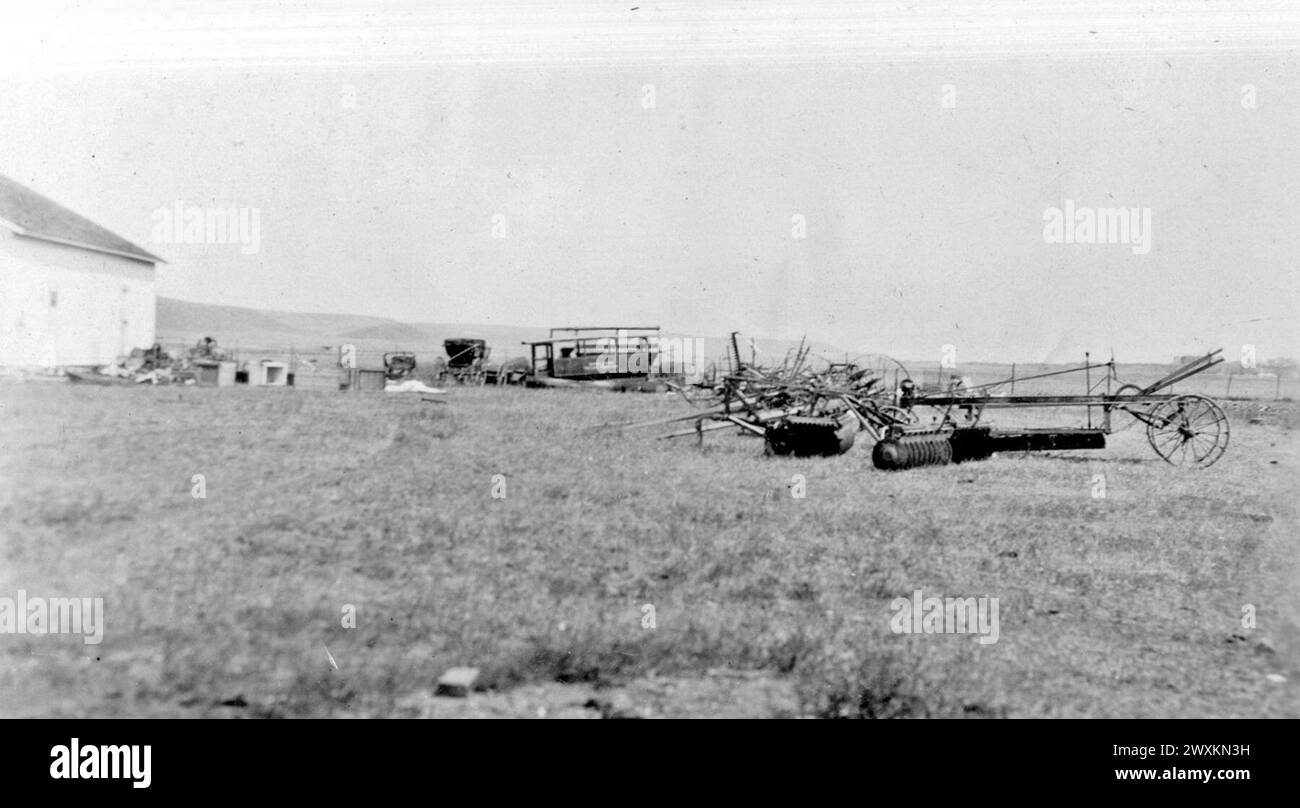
[871,432,954,470]
[872,426,1107,470]
[765,415,859,457]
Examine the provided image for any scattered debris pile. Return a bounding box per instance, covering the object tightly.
[95,342,175,384]
[627,341,1233,470]
[618,333,917,456]
[190,336,229,362]
[383,352,417,380]
[71,337,235,385]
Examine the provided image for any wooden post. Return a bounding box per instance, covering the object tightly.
[1085,352,1091,429]
[1225,373,1232,398]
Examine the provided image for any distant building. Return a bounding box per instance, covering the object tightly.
[0,174,163,368]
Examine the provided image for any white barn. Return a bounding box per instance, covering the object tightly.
[0,174,163,369]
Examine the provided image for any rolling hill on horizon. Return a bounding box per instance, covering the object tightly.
[154,297,855,366]
[154,297,1227,383]
[156,297,548,358]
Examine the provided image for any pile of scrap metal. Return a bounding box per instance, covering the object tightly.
[620,336,919,457]
[627,344,1232,470]
[383,352,418,380]
[379,351,450,395]
[69,343,181,385]
[68,337,232,385]
[190,336,229,362]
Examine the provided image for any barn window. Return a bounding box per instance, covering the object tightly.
[49,290,57,307]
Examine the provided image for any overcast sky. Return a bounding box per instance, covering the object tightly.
[3,1,1297,363]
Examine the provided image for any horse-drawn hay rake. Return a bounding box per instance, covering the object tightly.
[626,348,1230,470]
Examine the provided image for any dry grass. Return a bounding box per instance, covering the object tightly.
[0,382,1296,717]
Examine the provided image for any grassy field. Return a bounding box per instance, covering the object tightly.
[0,382,1296,718]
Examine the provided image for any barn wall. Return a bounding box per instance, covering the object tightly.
[0,228,156,367]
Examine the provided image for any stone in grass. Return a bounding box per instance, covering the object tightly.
[435,667,480,698]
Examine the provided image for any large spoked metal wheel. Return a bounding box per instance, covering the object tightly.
[1145,394,1230,467]
[877,405,919,426]
[1107,384,1146,432]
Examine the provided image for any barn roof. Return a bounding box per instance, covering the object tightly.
[0,173,164,265]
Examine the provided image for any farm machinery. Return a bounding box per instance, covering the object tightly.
[875,349,1230,469]
[627,344,1231,470]
[439,338,490,385]
[383,351,418,381]
[521,326,693,390]
[620,335,917,455]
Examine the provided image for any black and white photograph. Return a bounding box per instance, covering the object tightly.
[0,0,1296,743]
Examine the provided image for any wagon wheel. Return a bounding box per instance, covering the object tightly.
[1145,394,1230,467]
[877,405,919,426]
[1107,383,1146,432]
